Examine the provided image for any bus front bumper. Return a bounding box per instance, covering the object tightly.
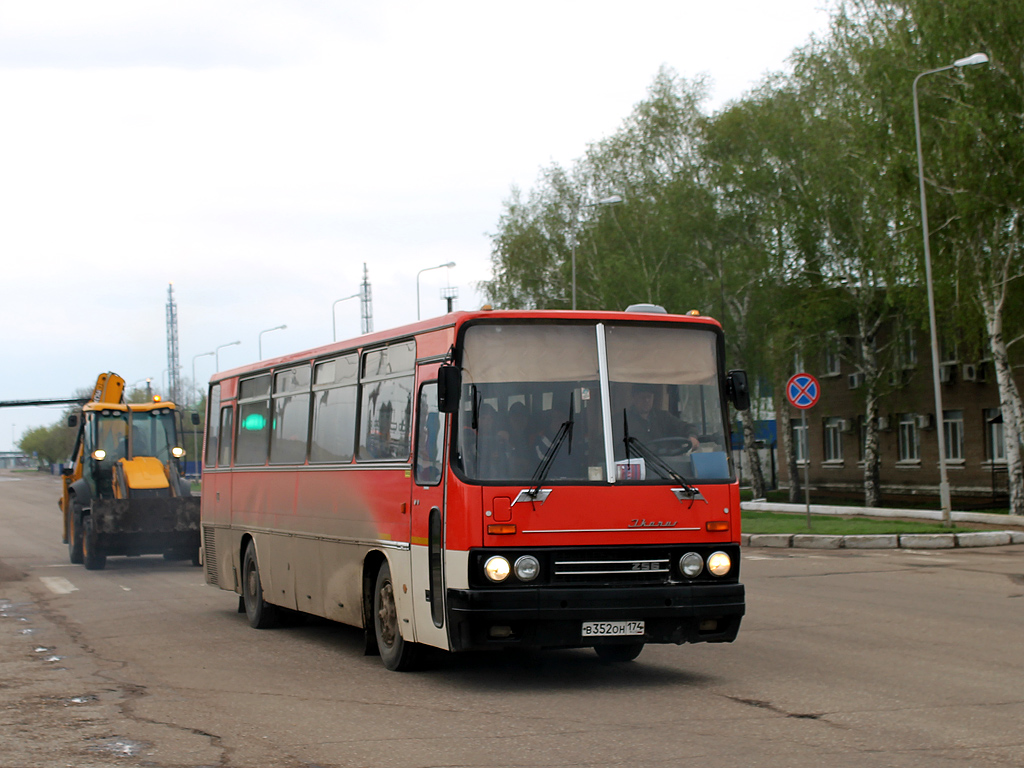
[446,582,744,651]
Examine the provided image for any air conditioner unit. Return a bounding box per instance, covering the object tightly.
[847,372,864,389]
[915,413,933,430]
[878,416,891,431]
[834,418,850,433]
[939,364,955,384]
[962,363,986,383]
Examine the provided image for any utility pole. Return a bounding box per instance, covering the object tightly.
[166,284,181,405]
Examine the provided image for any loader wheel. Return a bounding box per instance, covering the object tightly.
[67,504,84,565]
[242,542,279,629]
[82,517,106,571]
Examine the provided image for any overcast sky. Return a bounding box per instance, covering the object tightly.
[0,1,833,451]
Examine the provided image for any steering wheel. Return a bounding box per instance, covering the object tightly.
[648,436,694,457]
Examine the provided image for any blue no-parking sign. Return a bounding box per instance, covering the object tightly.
[786,373,820,410]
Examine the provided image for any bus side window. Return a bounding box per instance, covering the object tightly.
[205,384,221,469]
[218,407,234,468]
[415,382,442,486]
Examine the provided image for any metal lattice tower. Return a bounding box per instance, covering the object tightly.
[360,263,373,334]
[166,283,181,404]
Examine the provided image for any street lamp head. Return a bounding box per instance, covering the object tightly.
[443,261,456,268]
[954,52,989,67]
[598,195,624,205]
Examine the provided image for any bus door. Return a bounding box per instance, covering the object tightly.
[409,373,449,648]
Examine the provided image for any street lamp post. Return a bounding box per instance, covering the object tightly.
[912,52,988,525]
[416,262,456,320]
[191,351,214,408]
[258,324,287,359]
[215,341,241,372]
[572,195,623,310]
[333,294,360,342]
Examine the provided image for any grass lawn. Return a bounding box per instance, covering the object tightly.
[742,510,982,536]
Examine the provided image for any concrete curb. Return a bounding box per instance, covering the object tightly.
[741,532,1019,548]
[741,501,1024,549]
[741,529,1024,549]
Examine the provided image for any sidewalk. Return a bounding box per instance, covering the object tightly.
[740,500,1024,550]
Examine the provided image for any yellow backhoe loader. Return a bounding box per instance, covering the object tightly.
[59,372,201,570]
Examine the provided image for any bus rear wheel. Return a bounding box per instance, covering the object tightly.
[373,561,419,671]
[594,642,644,663]
[242,542,279,629]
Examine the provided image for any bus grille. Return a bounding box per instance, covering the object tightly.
[203,527,218,586]
[552,552,671,585]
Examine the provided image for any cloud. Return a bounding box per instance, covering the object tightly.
[0,1,370,70]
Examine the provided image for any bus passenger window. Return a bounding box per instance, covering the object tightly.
[415,383,443,485]
[236,374,272,466]
[218,407,233,467]
[205,384,220,468]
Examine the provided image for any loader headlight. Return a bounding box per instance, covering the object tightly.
[171,447,185,458]
[91,449,106,461]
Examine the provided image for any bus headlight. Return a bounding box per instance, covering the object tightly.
[171,446,185,458]
[514,555,540,581]
[483,556,511,583]
[679,552,703,578]
[707,551,731,577]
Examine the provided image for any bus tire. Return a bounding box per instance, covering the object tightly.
[82,517,106,571]
[594,642,644,663]
[68,504,84,565]
[242,542,280,629]
[373,561,419,671]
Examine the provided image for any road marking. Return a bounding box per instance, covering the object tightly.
[120,586,131,591]
[40,576,79,595]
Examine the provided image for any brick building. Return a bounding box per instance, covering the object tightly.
[778,332,1010,505]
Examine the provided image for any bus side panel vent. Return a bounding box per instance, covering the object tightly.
[203,527,219,586]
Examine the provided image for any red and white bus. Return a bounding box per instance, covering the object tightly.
[201,306,750,669]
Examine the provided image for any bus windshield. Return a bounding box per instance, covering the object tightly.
[454,321,731,484]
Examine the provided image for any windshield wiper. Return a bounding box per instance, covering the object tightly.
[622,409,700,498]
[526,392,575,499]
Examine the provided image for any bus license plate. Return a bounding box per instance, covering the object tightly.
[581,620,645,637]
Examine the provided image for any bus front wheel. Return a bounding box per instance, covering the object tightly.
[242,542,279,629]
[373,561,419,671]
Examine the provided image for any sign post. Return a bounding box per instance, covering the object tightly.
[786,373,820,530]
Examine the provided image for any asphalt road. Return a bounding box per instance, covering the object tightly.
[1,472,1022,768]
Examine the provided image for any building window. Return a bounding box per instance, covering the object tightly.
[943,410,963,462]
[898,413,920,462]
[792,421,808,463]
[985,408,1005,463]
[898,327,917,369]
[823,418,844,462]
[823,343,841,377]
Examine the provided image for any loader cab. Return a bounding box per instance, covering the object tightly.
[81,406,129,498]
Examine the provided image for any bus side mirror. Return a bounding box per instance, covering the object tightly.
[437,365,461,413]
[726,370,751,411]
[68,414,78,428]
[191,412,201,426]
